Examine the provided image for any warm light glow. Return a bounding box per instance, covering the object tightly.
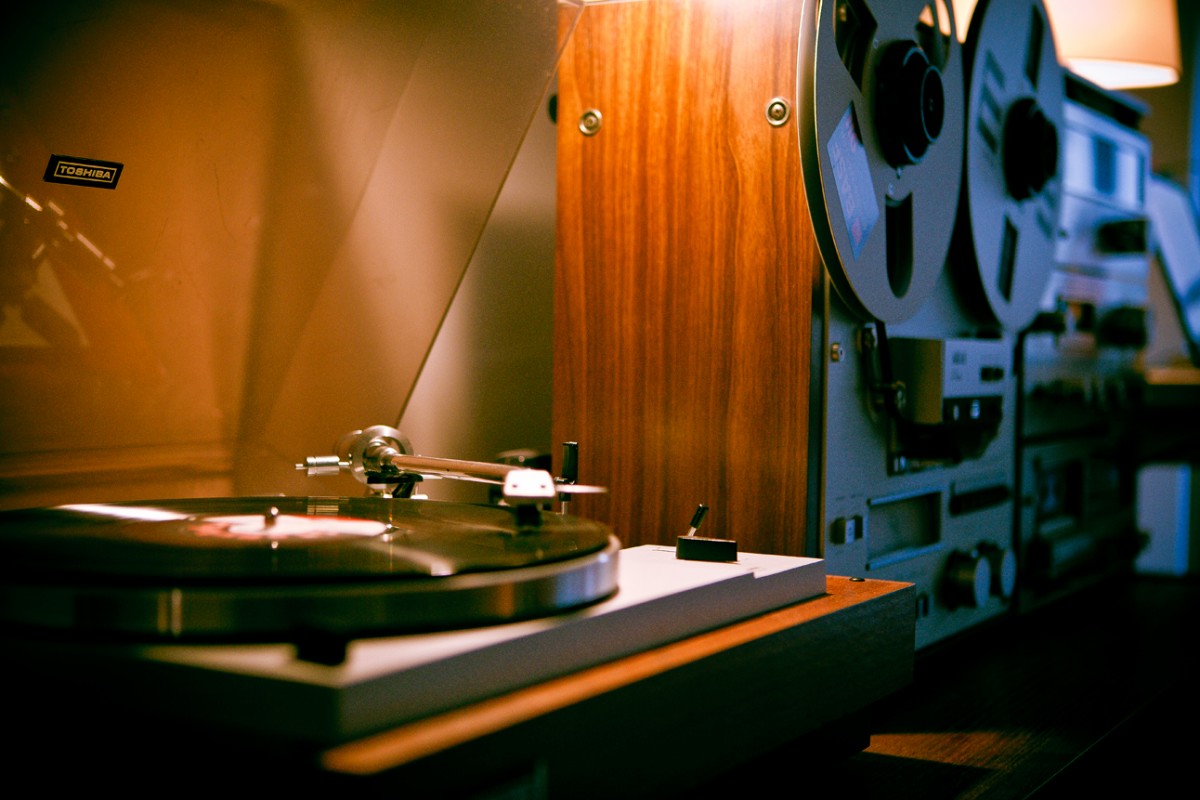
[953,0,1181,89]
[952,0,976,41]
[921,0,955,39]
[1045,0,1181,89]
[60,503,186,522]
[1065,59,1179,90]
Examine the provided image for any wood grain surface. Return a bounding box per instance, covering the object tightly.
[554,0,820,554]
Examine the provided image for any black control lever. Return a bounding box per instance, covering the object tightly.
[675,502,737,562]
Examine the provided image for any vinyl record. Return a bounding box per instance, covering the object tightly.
[0,496,620,641]
[955,0,1065,331]
[802,0,966,323]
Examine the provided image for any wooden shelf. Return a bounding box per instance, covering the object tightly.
[9,571,1190,796]
[708,573,1200,797]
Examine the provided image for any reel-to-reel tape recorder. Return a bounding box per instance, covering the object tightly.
[555,0,1094,648]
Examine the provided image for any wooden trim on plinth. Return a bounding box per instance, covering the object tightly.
[318,576,915,796]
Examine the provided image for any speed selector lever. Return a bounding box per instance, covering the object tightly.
[675,503,737,563]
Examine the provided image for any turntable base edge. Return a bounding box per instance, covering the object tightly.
[1,574,914,796]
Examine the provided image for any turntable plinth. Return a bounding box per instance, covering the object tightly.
[317,576,913,795]
[1,576,912,794]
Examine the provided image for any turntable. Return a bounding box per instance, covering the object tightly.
[0,428,843,791]
[0,496,620,643]
[0,455,826,710]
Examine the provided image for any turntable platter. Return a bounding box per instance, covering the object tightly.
[0,496,620,642]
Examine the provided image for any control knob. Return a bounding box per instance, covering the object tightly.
[943,549,991,609]
[977,541,1018,599]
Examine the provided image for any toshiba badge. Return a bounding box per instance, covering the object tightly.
[43,154,124,190]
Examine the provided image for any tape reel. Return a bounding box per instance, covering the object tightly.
[801,0,966,324]
[954,0,1065,331]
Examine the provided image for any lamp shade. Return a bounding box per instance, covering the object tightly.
[1045,0,1181,89]
[953,0,1181,89]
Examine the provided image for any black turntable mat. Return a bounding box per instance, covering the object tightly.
[0,496,621,642]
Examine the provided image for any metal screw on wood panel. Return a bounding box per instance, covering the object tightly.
[766,98,791,127]
[579,109,603,136]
